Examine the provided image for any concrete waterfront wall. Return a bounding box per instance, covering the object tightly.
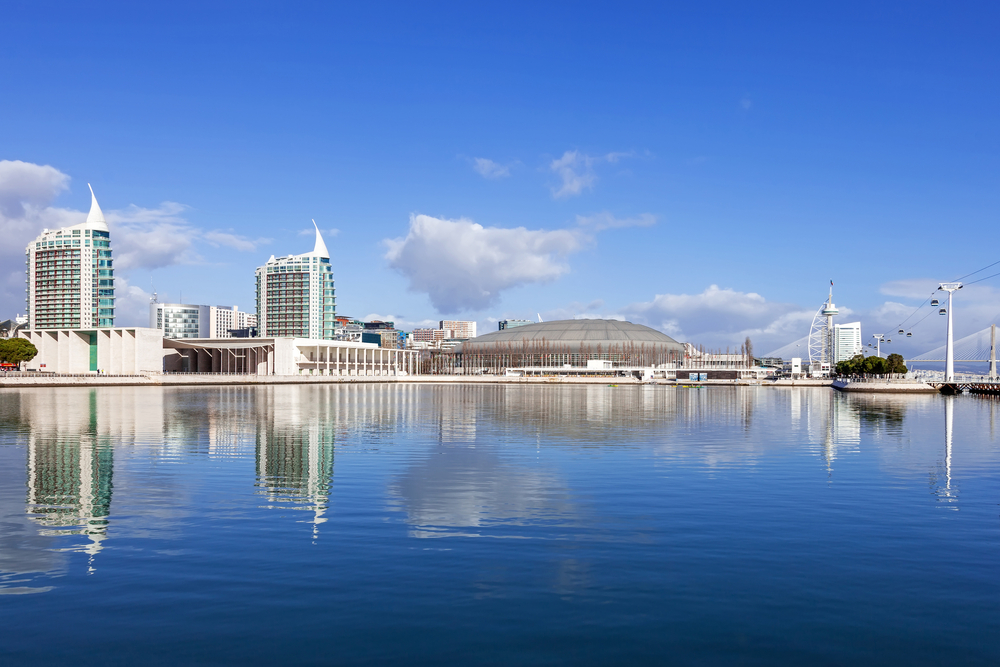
[0,373,649,388]
[0,373,840,389]
[832,379,939,393]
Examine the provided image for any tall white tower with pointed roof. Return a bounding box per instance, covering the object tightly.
[255,221,336,338]
[26,184,115,330]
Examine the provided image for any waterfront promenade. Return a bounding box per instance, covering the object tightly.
[0,373,833,388]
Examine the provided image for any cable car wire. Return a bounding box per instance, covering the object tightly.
[952,259,1000,283]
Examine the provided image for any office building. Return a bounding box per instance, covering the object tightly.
[834,321,862,363]
[150,300,256,339]
[255,221,336,339]
[26,185,114,330]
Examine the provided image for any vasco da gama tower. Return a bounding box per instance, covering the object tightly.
[26,185,115,329]
[255,220,336,339]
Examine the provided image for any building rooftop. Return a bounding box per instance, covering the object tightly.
[459,319,683,352]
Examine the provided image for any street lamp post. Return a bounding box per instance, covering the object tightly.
[938,282,962,383]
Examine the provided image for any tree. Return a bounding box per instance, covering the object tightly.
[835,353,890,376]
[835,354,864,375]
[0,338,38,366]
[863,355,888,375]
[885,353,907,374]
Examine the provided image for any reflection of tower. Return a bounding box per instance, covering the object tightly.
[438,385,478,442]
[938,397,957,504]
[18,387,165,575]
[26,434,113,573]
[804,390,862,474]
[17,387,159,574]
[256,388,336,541]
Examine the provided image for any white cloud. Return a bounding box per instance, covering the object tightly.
[529,287,813,352]
[203,230,271,253]
[0,159,268,272]
[111,276,155,327]
[604,151,633,164]
[298,226,339,238]
[878,279,940,300]
[550,151,597,198]
[471,158,511,179]
[0,160,69,218]
[110,205,270,269]
[621,285,815,351]
[549,150,634,199]
[0,160,84,258]
[108,203,199,270]
[537,300,615,322]
[0,159,270,316]
[384,214,582,313]
[575,211,656,232]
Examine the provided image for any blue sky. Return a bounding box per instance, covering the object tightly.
[2,1,998,358]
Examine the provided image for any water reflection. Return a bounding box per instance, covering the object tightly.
[389,445,574,539]
[254,387,336,541]
[0,445,62,593]
[0,384,996,592]
[935,397,958,505]
[20,390,120,574]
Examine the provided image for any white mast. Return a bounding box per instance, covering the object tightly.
[938,282,962,383]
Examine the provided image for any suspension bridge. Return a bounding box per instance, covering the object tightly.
[908,324,998,365]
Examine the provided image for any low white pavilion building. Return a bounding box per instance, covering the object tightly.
[162,337,417,376]
[19,329,418,377]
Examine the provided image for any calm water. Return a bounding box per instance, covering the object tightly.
[1,385,998,665]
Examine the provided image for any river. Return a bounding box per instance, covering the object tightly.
[1,385,998,664]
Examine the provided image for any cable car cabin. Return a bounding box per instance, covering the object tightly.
[931,299,940,306]
[907,332,912,337]
[939,308,947,315]
[898,329,904,334]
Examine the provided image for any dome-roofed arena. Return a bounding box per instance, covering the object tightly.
[457,319,685,373]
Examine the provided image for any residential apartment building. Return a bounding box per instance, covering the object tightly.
[26,185,114,330]
[411,328,446,344]
[439,320,477,339]
[255,221,336,338]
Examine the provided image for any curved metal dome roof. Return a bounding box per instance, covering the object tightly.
[460,319,682,351]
